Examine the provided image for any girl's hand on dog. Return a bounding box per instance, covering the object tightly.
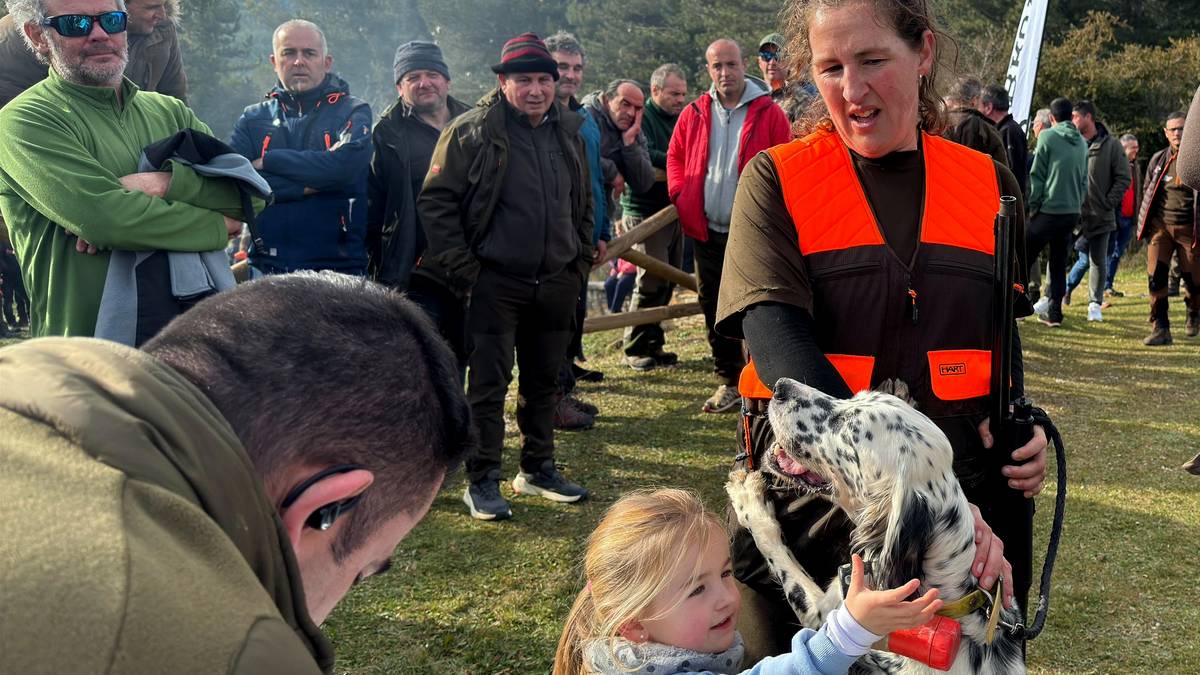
[843,554,943,635]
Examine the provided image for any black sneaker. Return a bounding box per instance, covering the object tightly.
[652,349,679,366]
[512,460,588,503]
[571,363,604,383]
[463,471,512,521]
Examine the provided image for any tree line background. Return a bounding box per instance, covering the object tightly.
[3,0,1199,156]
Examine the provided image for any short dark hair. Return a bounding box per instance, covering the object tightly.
[1050,97,1073,123]
[1167,110,1186,125]
[949,76,982,104]
[982,85,1010,111]
[143,272,472,561]
[1072,100,1096,119]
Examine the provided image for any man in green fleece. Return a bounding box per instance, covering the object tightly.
[1025,96,1088,327]
[0,272,471,673]
[621,62,688,370]
[0,0,249,339]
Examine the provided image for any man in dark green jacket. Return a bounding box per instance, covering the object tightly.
[622,63,688,369]
[0,272,470,673]
[419,33,593,521]
[1065,101,1130,321]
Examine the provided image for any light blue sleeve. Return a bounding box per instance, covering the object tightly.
[679,626,857,675]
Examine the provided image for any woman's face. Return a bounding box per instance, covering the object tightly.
[808,2,934,158]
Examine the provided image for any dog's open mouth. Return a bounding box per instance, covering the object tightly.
[771,444,831,490]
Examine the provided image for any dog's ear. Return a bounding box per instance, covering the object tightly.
[878,490,933,594]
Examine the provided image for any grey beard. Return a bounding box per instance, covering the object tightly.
[48,40,127,88]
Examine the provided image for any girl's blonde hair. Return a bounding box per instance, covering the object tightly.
[552,489,726,675]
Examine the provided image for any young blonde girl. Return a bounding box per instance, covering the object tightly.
[554,489,942,675]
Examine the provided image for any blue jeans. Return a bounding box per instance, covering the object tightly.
[1066,231,1111,305]
[1106,214,1135,290]
[604,273,636,312]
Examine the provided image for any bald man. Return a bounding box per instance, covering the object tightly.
[229,20,373,275]
[666,39,790,413]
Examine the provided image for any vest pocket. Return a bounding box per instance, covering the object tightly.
[811,259,880,282]
[926,349,990,401]
[826,354,875,394]
[926,259,991,282]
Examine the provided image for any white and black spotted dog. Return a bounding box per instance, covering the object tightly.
[726,378,1025,674]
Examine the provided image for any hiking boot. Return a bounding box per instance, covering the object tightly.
[463,472,512,521]
[702,384,741,414]
[1143,325,1173,346]
[1087,302,1103,322]
[571,363,604,383]
[553,396,594,431]
[565,393,599,416]
[1187,312,1200,338]
[512,460,588,503]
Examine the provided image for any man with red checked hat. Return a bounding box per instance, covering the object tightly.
[418,33,595,521]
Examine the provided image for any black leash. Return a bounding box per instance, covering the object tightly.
[1002,405,1066,641]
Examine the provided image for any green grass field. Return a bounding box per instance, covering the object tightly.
[3,263,1197,673]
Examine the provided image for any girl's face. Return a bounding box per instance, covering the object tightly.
[638,524,742,653]
[808,1,935,158]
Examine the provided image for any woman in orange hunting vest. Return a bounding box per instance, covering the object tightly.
[714,0,1050,661]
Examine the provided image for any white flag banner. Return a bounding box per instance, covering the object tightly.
[1003,0,1050,130]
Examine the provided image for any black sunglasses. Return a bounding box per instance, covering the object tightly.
[40,11,127,38]
[758,50,781,62]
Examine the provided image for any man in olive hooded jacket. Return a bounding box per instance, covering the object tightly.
[0,272,470,674]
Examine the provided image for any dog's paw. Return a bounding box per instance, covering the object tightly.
[726,469,769,528]
[876,378,917,408]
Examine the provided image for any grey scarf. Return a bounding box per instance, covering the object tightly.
[583,634,745,675]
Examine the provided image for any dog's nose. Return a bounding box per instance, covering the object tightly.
[772,377,801,401]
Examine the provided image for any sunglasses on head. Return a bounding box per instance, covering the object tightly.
[758,50,781,62]
[40,11,127,38]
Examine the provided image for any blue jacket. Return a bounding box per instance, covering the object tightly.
[229,74,373,273]
[570,98,609,243]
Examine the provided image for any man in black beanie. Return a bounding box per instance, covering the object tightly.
[367,41,471,368]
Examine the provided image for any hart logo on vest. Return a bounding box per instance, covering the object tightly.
[939,363,967,376]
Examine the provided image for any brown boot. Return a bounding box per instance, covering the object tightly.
[1187,311,1199,338]
[1143,324,1173,346]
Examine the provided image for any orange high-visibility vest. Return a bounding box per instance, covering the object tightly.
[738,130,1001,416]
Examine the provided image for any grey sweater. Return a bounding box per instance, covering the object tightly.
[704,77,771,233]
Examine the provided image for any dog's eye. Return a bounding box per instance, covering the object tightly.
[688,584,705,598]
